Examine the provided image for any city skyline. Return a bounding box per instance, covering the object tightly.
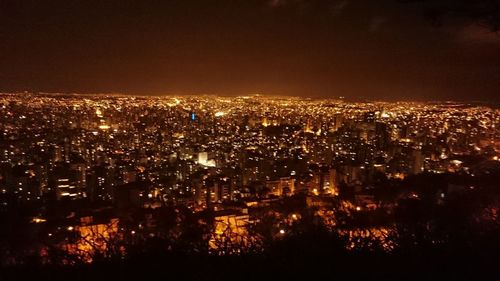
[5,91,500,105]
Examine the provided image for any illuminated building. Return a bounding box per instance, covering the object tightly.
[209,209,252,253]
[266,177,295,197]
[53,164,87,200]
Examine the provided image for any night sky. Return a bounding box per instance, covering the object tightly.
[1,0,499,101]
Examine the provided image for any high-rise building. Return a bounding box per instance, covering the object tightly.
[51,164,87,200]
[375,122,391,149]
[332,114,344,131]
[410,149,424,175]
[364,111,376,123]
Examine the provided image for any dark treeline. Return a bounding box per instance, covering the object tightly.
[1,169,499,281]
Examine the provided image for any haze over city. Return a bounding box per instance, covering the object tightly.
[1,0,500,101]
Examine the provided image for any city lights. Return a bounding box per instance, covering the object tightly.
[0,92,498,274]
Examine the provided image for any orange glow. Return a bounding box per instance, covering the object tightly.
[62,218,120,263]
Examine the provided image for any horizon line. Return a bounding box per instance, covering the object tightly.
[1,91,498,105]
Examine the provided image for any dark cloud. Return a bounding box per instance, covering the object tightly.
[331,0,350,15]
[369,16,387,32]
[268,0,287,8]
[459,24,500,44]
